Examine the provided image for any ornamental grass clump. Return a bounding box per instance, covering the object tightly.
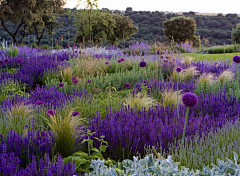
[44,109,83,157]
[182,92,198,140]
[181,56,193,65]
[61,67,73,85]
[124,93,157,111]
[181,66,200,81]
[198,73,214,87]
[218,70,234,85]
[161,88,182,109]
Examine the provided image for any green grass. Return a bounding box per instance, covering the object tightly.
[182,52,240,61]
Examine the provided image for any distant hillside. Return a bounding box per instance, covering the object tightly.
[0,9,240,47]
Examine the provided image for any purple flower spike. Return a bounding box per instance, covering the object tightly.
[233,55,240,63]
[59,83,64,88]
[139,60,147,67]
[36,100,44,105]
[0,60,4,65]
[182,92,198,107]
[125,83,131,88]
[176,67,182,72]
[72,111,80,117]
[46,109,55,117]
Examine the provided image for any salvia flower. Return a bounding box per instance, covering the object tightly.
[125,83,131,88]
[233,55,240,63]
[46,109,55,117]
[139,60,147,67]
[36,100,44,105]
[59,83,64,88]
[176,67,182,72]
[72,111,80,117]
[182,92,198,107]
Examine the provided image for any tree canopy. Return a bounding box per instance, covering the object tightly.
[232,23,240,44]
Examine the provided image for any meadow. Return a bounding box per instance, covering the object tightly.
[1,42,240,175]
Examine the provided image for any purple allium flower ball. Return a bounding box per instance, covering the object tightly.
[143,80,147,83]
[87,79,92,83]
[123,51,126,55]
[0,60,4,65]
[164,59,168,63]
[156,50,160,55]
[139,60,147,67]
[160,55,163,59]
[233,55,240,63]
[109,66,112,68]
[72,111,80,117]
[59,82,64,87]
[125,83,130,88]
[17,59,22,64]
[120,58,124,62]
[74,79,78,84]
[36,100,44,105]
[4,59,9,63]
[72,77,76,81]
[182,92,198,107]
[46,109,55,117]
[118,60,122,63]
[105,62,109,65]
[176,67,182,72]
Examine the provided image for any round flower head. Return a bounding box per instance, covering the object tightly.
[233,55,240,63]
[123,51,126,55]
[105,62,109,65]
[166,55,170,59]
[59,82,64,87]
[75,50,78,53]
[125,83,130,88]
[0,60,4,65]
[4,59,9,63]
[17,59,22,64]
[164,59,168,63]
[87,79,92,83]
[143,80,147,83]
[74,79,78,84]
[121,58,124,62]
[160,55,163,59]
[72,111,80,117]
[176,67,182,72]
[37,100,44,105]
[118,60,122,63]
[109,66,112,68]
[46,109,55,117]
[156,50,160,55]
[72,77,76,81]
[139,60,147,67]
[182,92,198,107]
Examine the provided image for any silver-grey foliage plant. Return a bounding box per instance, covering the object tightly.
[86,152,240,176]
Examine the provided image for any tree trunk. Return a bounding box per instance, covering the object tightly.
[0,18,24,45]
[19,24,27,44]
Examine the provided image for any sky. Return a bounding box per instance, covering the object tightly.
[65,0,240,14]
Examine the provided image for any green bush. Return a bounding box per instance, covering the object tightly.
[204,44,240,54]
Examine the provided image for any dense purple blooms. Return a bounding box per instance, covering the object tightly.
[17,59,22,64]
[139,60,147,67]
[46,109,55,117]
[182,93,198,107]
[233,55,240,63]
[4,59,9,63]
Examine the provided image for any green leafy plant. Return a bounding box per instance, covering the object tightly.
[64,129,114,173]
